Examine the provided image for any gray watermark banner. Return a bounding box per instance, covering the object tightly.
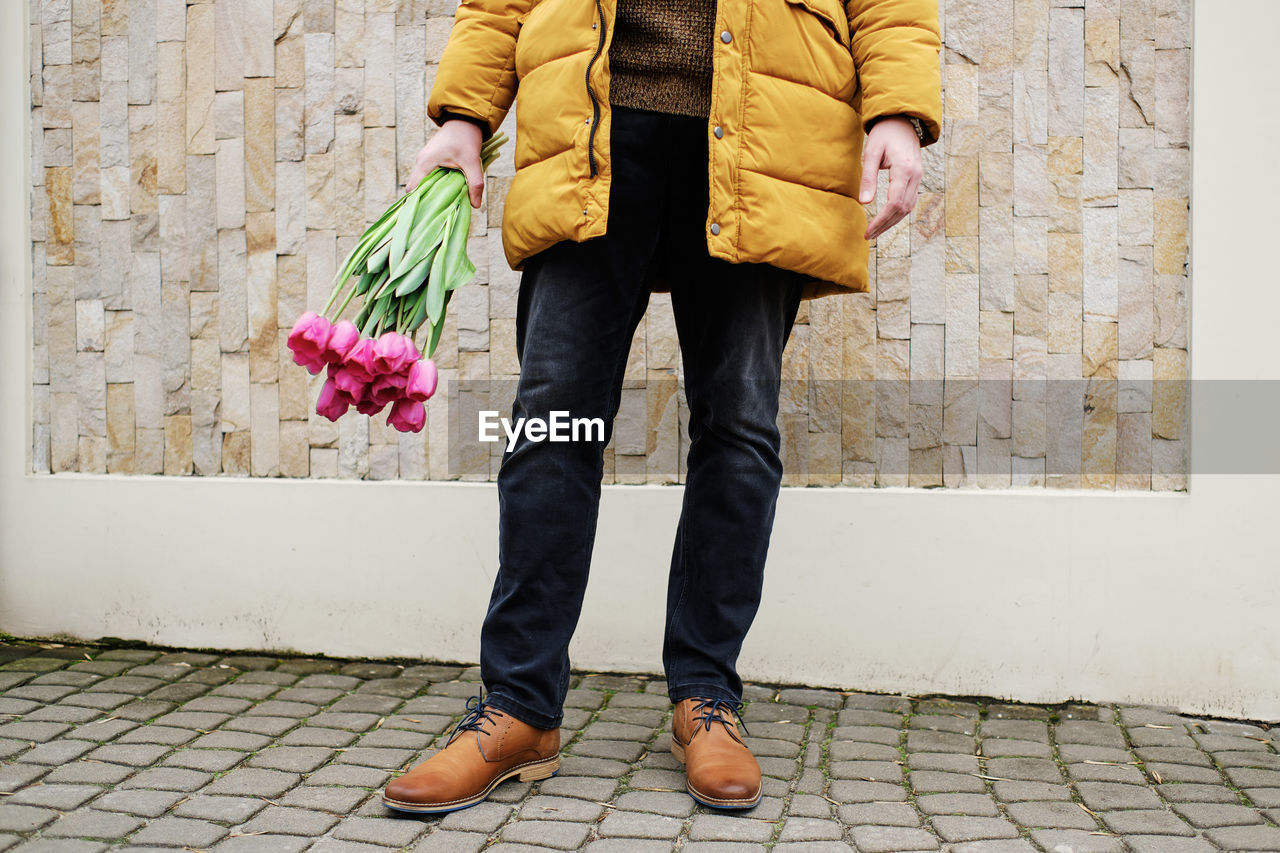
[432,379,1280,479]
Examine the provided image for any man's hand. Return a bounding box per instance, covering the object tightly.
[858,116,924,241]
[404,119,486,208]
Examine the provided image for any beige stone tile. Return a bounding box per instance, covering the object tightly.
[1152,346,1187,441]
[1047,6,1084,137]
[1153,196,1188,276]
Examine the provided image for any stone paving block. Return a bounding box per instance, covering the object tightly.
[0,765,47,793]
[356,728,433,750]
[981,738,1053,758]
[984,757,1061,783]
[688,813,775,842]
[0,805,58,833]
[1248,788,1280,807]
[0,721,71,742]
[6,783,100,810]
[1065,761,1147,784]
[501,818,593,849]
[911,716,976,736]
[537,776,617,802]
[1056,744,1131,763]
[930,814,1020,842]
[907,753,979,774]
[773,843,853,853]
[906,731,973,754]
[598,810,686,839]
[118,767,213,791]
[990,780,1072,801]
[1055,720,1128,748]
[615,791,697,818]
[1173,801,1264,828]
[1203,824,1280,850]
[778,816,844,841]
[239,805,341,835]
[837,710,904,728]
[1123,836,1217,853]
[849,825,940,852]
[580,841,676,853]
[909,771,986,794]
[191,730,274,751]
[828,780,908,802]
[779,689,844,709]
[10,840,109,853]
[309,712,383,732]
[837,802,919,827]
[40,809,142,839]
[1194,733,1269,752]
[171,795,267,823]
[830,742,900,763]
[681,843,766,852]
[1028,829,1125,852]
[22,703,101,722]
[1003,799,1096,829]
[948,841,1037,853]
[222,715,300,736]
[114,724,199,746]
[1076,780,1163,810]
[1146,762,1221,784]
[915,793,999,816]
[411,830,489,853]
[1099,809,1196,835]
[518,795,606,822]
[1158,782,1241,803]
[248,745,335,772]
[1136,742,1213,763]
[437,801,514,833]
[331,815,426,846]
[91,789,185,818]
[306,764,391,787]
[980,720,1045,740]
[12,738,96,765]
[128,815,230,847]
[210,834,314,852]
[42,760,132,785]
[205,767,301,797]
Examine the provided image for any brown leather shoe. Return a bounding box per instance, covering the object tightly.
[382,696,560,814]
[671,697,762,809]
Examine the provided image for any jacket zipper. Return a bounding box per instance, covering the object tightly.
[585,0,607,178]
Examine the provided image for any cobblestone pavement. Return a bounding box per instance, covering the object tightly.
[1,642,1279,853]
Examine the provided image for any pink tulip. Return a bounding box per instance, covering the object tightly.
[388,398,427,433]
[405,359,438,402]
[323,320,361,363]
[355,397,387,416]
[372,332,417,375]
[316,378,352,422]
[370,372,409,407]
[343,337,379,383]
[287,312,332,373]
[331,363,370,398]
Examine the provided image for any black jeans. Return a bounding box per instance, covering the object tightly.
[480,103,806,729]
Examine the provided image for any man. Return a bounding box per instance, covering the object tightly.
[382,0,941,814]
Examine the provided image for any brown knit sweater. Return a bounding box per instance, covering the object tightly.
[607,0,717,118]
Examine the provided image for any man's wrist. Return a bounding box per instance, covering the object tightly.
[438,109,492,141]
[867,113,927,144]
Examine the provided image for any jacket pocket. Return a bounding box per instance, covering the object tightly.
[782,0,851,51]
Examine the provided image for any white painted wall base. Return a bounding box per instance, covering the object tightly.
[4,2,1279,720]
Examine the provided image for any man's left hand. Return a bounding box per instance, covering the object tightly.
[858,116,924,241]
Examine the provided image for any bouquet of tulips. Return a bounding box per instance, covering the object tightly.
[287,132,508,433]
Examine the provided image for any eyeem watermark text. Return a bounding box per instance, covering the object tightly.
[479,411,606,452]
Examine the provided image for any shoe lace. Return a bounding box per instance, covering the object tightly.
[443,694,505,747]
[691,697,751,745]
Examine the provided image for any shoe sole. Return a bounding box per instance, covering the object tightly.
[670,738,763,810]
[381,754,560,814]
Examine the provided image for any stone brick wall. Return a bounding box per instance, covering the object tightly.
[27,0,1191,489]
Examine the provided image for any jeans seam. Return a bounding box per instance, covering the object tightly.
[667,681,742,705]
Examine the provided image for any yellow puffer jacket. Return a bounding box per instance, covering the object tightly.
[427,0,942,300]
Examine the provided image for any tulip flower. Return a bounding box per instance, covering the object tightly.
[370,372,408,407]
[405,359,438,402]
[342,338,379,384]
[323,320,361,363]
[372,332,417,375]
[315,378,352,422]
[388,398,427,433]
[287,311,332,373]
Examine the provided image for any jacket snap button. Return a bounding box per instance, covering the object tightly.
[720,30,732,43]
[713,125,723,138]
[583,208,589,216]
[710,222,721,235]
